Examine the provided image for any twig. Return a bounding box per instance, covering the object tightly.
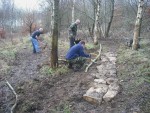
[85,44,102,72]
[5,80,18,113]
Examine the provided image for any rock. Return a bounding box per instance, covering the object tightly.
[83,87,103,104]
[103,83,120,102]
[83,85,108,105]
[106,78,118,85]
[95,74,101,79]
[101,57,108,62]
[97,65,108,75]
[97,65,104,71]
[105,69,117,77]
[103,90,118,102]
[83,93,103,105]
[105,52,117,57]
[109,83,120,91]
[92,83,108,91]
[105,64,116,70]
[108,56,116,61]
[94,79,106,84]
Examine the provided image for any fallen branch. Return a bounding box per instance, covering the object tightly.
[85,44,102,72]
[58,58,67,62]
[5,80,18,113]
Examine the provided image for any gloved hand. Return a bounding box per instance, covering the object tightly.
[89,54,91,58]
[70,33,73,37]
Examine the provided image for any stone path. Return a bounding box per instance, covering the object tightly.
[83,52,120,105]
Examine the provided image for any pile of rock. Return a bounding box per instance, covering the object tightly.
[83,52,120,105]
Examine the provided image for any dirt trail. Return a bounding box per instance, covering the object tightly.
[1,38,126,113]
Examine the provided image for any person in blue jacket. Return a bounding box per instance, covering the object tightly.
[65,40,91,69]
[31,28,43,53]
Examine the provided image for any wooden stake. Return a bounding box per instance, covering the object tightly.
[85,44,102,72]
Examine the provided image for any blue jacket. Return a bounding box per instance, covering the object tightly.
[66,42,90,60]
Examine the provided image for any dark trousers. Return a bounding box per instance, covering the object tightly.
[67,57,86,69]
[70,36,75,48]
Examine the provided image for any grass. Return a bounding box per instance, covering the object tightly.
[86,43,99,50]
[50,102,72,113]
[117,38,150,86]
[117,38,150,112]
[0,37,33,77]
[40,65,69,76]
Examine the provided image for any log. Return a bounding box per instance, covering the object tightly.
[6,80,18,113]
[85,44,102,72]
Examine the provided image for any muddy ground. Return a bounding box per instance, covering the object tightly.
[0,38,150,113]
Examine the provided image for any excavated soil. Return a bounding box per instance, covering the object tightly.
[0,38,150,113]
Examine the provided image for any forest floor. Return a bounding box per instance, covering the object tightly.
[0,36,150,113]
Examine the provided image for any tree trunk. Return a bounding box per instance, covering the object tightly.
[132,0,144,50]
[51,0,59,68]
[10,0,14,44]
[105,0,114,37]
[72,0,75,23]
[93,0,100,45]
[51,1,54,35]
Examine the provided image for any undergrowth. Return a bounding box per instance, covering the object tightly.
[117,38,150,112]
[40,65,69,76]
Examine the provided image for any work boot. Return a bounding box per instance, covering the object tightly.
[68,63,73,69]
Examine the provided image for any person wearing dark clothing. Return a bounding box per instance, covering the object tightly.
[31,28,43,53]
[65,40,91,70]
[69,19,80,48]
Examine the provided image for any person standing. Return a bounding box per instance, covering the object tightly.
[69,19,80,48]
[31,28,43,53]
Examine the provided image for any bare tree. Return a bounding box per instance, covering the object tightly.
[51,0,59,68]
[105,0,114,37]
[93,0,100,45]
[72,0,75,23]
[132,0,144,50]
[23,11,36,35]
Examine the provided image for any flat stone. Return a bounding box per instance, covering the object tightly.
[103,90,119,102]
[92,84,108,92]
[94,79,106,84]
[83,85,108,105]
[83,87,102,104]
[109,83,120,91]
[97,65,108,75]
[108,57,116,62]
[94,74,107,80]
[101,57,108,62]
[106,77,118,85]
[105,52,117,57]
[107,69,117,77]
[97,65,104,71]
[103,83,120,102]
[105,64,116,70]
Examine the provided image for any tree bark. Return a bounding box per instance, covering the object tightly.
[105,0,114,37]
[51,0,59,68]
[132,0,144,50]
[93,0,100,45]
[51,1,54,34]
[72,0,75,23]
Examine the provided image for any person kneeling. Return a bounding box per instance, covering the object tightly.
[65,40,91,71]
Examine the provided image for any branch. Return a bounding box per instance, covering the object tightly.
[5,80,18,113]
[85,44,102,72]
